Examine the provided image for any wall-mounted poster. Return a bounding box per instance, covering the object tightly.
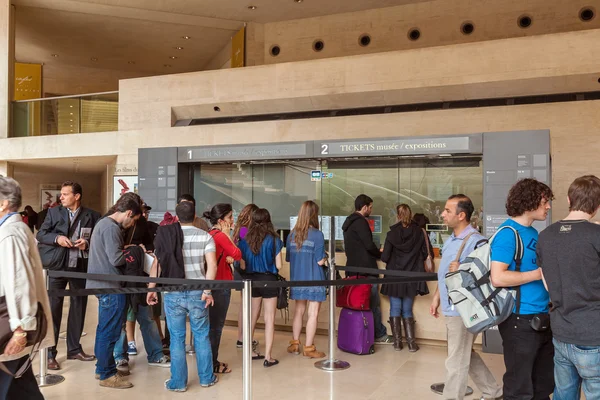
[113,176,138,204]
[40,189,61,210]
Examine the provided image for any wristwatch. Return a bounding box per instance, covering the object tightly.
[203,290,212,295]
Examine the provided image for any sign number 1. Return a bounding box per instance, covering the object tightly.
[188,150,192,160]
[321,144,329,155]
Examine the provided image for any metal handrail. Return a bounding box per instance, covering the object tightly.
[14,91,118,103]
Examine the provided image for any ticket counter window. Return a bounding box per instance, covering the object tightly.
[319,157,483,251]
[192,162,319,231]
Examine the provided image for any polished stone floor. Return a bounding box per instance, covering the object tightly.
[35,298,507,400]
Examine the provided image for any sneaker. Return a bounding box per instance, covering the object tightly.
[374,335,394,344]
[99,374,133,389]
[200,375,219,388]
[127,342,137,356]
[236,340,258,349]
[95,370,130,380]
[149,355,171,368]
[116,359,129,373]
[162,339,170,355]
[164,379,187,392]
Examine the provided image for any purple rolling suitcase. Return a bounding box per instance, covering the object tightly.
[337,308,375,355]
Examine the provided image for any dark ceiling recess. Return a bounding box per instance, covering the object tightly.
[518,15,532,28]
[181,91,600,127]
[408,28,421,41]
[580,7,595,21]
[461,22,475,35]
[213,106,220,112]
[359,34,371,47]
[270,45,281,57]
[313,40,324,52]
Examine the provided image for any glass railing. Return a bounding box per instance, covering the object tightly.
[11,91,118,137]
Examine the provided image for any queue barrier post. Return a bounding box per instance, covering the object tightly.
[315,217,350,372]
[37,269,65,387]
[242,279,253,400]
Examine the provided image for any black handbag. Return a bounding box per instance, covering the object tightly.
[0,296,48,377]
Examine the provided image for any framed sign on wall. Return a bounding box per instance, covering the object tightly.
[113,176,138,204]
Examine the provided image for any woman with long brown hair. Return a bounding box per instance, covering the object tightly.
[381,204,429,352]
[238,208,284,368]
[233,204,259,348]
[285,201,327,359]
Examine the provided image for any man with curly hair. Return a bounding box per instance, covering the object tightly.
[490,178,554,400]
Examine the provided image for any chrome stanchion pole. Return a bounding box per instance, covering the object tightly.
[242,280,252,400]
[187,330,195,355]
[36,270,65,387]
[315,217,350,371]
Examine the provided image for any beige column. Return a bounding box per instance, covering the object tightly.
[245,22,264,67]
[0,161,14,177]
[0,2,14,139]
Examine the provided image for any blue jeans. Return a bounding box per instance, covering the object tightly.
[209,289,231,366]
[389,296,415,318]
[553,338,600,400]
[114,305,164,363]
[370,282,388,338]
[94,294,127,380]
[164,291,214,388]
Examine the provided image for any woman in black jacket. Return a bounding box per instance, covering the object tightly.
[380,204,429,352]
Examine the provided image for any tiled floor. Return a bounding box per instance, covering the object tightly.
[35,298,506,400]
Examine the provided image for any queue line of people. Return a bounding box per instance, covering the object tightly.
[2,175,600,399]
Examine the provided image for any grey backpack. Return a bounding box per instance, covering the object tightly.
[444,226,522,334]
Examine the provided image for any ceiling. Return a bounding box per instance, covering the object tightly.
[15,0,432,24]
[13,0,431,94]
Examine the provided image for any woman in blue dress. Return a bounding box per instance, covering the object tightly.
[285,201,327,359]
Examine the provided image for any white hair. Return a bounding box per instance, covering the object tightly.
[0,176,22,211]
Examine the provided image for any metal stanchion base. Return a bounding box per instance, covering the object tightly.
[314,359,350,371]
[430,382,473,396]
[186,345,195,355]
[36,374,65,387]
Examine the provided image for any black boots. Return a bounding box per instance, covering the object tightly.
[389,317,403,351]
[403,317,419,352]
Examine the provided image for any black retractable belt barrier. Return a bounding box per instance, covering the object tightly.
[46,266,437,297]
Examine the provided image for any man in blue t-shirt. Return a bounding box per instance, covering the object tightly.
[490,178,554,400]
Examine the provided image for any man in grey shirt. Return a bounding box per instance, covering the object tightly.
[87,193,142,389]
[538,175,600,399]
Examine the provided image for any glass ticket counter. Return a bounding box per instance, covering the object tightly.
[191,156,483,252]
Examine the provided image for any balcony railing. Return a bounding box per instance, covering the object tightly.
[11,91,118,137]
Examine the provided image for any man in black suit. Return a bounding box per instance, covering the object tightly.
[37,181,101,370]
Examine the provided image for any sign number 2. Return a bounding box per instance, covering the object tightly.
[321,144,329,155]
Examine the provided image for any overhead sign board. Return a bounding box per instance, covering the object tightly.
[316,135,481,157]
[179,142,314,162]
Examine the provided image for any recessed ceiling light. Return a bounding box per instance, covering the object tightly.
[294,0,303,3]
[182,36,191,39]
[51,54,59,57]
[69,105,73,108]
[169,56,178,59]
[128,61,136,65]
[175,46,184,50]
[69,113,73,115]
[164,64,171,67]
[69,119,73,122]
[91,57,98,61]
[248,5,257,10]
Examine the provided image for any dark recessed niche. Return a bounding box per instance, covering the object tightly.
[518,15,532,28]
[580,7,595,21]
[270,45,281,57]
[461,22,475,35]
[408,28,421,41]
[313,40,324,52]
[213,106,221,112]
[598,77,600,84]
[359,34,371,47]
